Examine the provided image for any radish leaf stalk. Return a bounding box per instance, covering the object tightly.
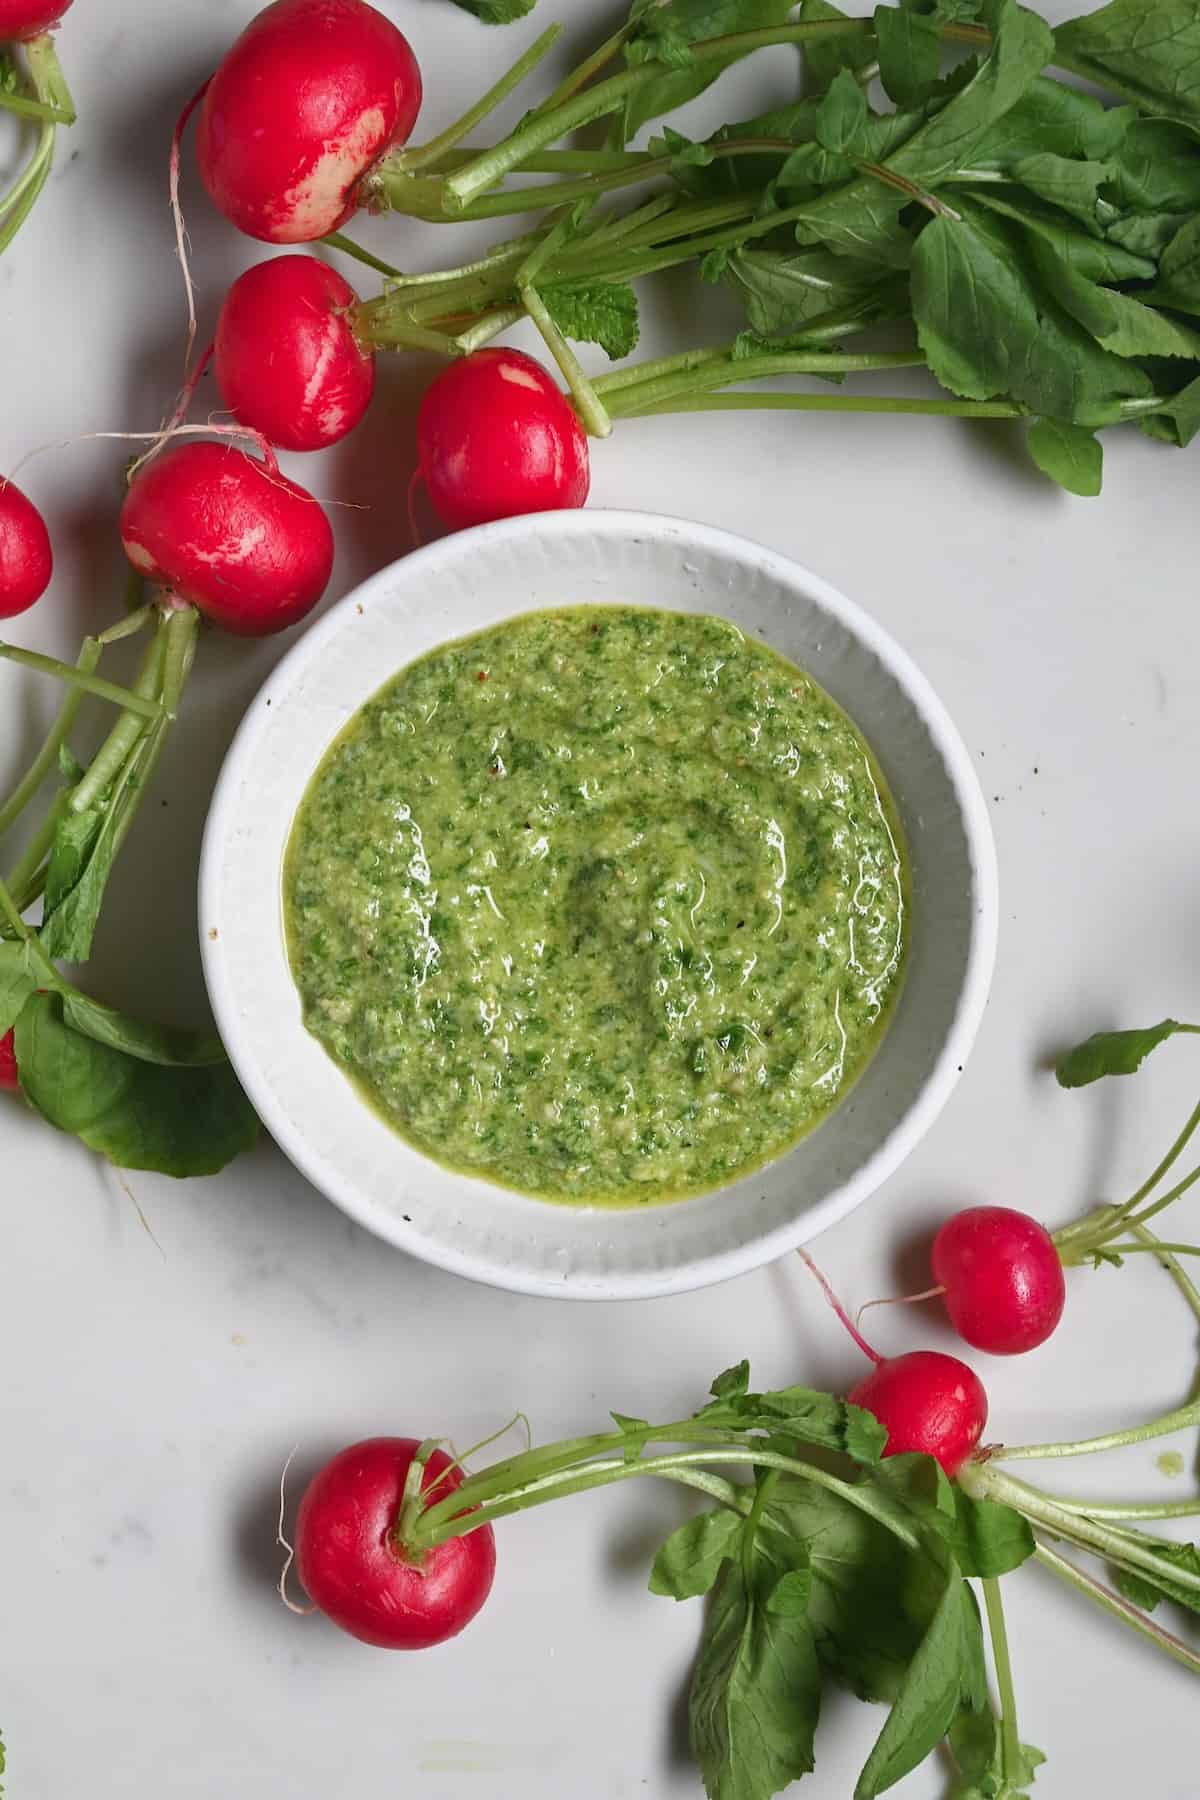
[0,30,75,257]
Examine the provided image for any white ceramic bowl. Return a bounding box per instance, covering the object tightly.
[200,511,997,1300]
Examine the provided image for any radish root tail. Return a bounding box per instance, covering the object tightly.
[856,1285,945,1328]
[795,1247,884,1365]
[169,77,212,384]
[114,1170,165,1259]
[122,342,220,485]
[277,1445,316,1617]
[163,339,215,439]
[7,424,281,489]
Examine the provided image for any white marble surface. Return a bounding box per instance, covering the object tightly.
[2,3,1198,1796]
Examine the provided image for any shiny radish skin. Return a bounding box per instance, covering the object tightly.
[119,443,334,637]
[295,1438,496,1650]
[0,1029,18,1093]
[0,478,53,618]
[417,349,590,532]
[215,256,375,452]
[0,0,73,39]
[197,0,422,244]
[849,1350,988,1477]
[932,1206,1067,1355]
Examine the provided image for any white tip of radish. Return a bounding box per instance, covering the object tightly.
[300,327,341,416]
[277,1445,317,1618]
[184,522,270,568]
[123,539,157,574]
[274,108,387,242]
[497,360,543,394]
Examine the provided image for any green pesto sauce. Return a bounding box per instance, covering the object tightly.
[284,607,908,1206]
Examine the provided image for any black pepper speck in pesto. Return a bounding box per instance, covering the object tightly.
[284,607,908,1205]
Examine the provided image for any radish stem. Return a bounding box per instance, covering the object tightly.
[441,22,878,210]
[0,870,32,939]
[0,643,163,719]
[962,1464,1200,1602]
[323,232,403,280]
[528,22,635,120]
[1130,1223,1200,1328]
[1119,1094,1200,1213]
[392,25,563,175]
[1082,1240,1200,1259]
[410,1444,924,1553]
[0,88,70,126]
[22,35,75,128]
[453,307,525,353]
[622,392,1168,422]
[987,1397,1200,1463]
[0,115,54,254]
[68,625,168,817]
[0,637,101,840]
[1126,1163,1200,1232]
[5,788,66,898]
[1033,1541,1200,1677]
[593,346,730,395]
[405,137,813,224]
[418,1419,740,1530]
[98,603,153,646]
[1056,1098,1200,1267]
[516,210,577,291]
[605,351,928,419]
[520,282,612,437]
[1045,1494,1200,1523]
[981,1578,1023,1784]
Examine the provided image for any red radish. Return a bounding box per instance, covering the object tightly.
[0,0,73,40]
[295,1437,496,1650]
[848,1350,988,1477]
[215,256,375,453]
[416,348,590,532]
[196,0,422,244]
[0,477,53,619]
[119,442,334,637]
[931,1205,1066,1355]
[0,1029,18,1093]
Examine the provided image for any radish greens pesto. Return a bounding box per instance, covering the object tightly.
[283,607,907,1203]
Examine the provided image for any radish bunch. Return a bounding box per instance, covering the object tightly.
[176,0,595,535]
[0,440,331,1170]
[206,238,591,527]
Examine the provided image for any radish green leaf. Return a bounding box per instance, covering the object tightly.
[448,0,536,21]
[1055,0,1200,126]
[13,992,258,1176]
[650,1509,746,1598]
[1056,1019,1196,1085]
[0,941,36,1037]
[541,279,640,358]
[1027,418,1103,495]
[1114,1541,1200,1616]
